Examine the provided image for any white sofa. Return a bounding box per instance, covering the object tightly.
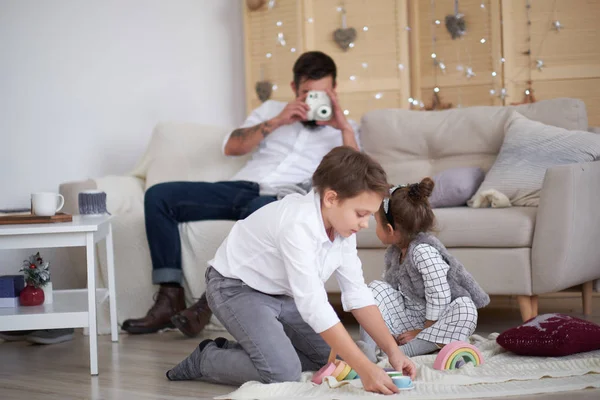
[60,98,600,330]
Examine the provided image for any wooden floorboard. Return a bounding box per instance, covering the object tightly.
[1,307,599,399]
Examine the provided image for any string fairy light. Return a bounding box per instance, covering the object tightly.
[423,0,451,110]
[551,0,563,32]
[254,3,274,102]
[250,0,569,117]
[497,0,559,104]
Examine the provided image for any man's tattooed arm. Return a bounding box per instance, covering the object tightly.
[224,119,280,156]
[230,121,273,140]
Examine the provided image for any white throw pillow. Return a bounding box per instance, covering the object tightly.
[140,122,249,190]
[468,112,600,207]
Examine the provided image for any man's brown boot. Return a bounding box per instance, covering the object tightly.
[122,285,186,334]
[171,292,213,338]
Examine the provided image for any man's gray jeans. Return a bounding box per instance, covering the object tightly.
[199,267,331,386]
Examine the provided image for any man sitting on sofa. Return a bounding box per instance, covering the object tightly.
[122,51,361,336]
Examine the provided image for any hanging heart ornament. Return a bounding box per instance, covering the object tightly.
[333,27,357,51]
[246,0,266,11]
[255,81,273,102]
[332,6,356,51]
[445,13,466,39]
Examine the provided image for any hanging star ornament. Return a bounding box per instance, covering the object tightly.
[536,59,545,71]
[465,66,476,79]
[498,88,508,101]
[552,20,563,31]
[277,32,286,46]
[434,59,447,74]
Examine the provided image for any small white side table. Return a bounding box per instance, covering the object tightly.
[0,215,117,375]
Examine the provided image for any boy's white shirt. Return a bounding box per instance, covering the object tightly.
[209,190,375,333]
[223,100,361,188]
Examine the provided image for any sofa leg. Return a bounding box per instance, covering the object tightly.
[583,281,593,316]
[517,295,534,322]
[531,295,539,319]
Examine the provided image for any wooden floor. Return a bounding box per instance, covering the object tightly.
[1,302,599,400]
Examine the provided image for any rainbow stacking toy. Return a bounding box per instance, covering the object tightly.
[312,350,414,390]
[311,359,359,384]
[433,341,484,370]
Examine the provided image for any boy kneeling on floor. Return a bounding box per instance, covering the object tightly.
[167,146,416,395]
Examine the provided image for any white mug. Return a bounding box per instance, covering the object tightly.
[31,192,65,216]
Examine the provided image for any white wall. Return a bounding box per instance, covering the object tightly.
[0,0,246,286]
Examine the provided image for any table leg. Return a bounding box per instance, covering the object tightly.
[86,232,99,376]
[106,223,118,342]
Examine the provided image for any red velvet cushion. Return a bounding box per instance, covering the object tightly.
[496,313,600,357]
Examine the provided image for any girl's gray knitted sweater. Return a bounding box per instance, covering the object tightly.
[383,232,490,309]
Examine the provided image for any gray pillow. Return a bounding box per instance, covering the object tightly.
[430,167,485,208]
[468,112,600,207]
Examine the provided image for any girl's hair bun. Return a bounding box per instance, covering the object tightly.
[407,177,434,202]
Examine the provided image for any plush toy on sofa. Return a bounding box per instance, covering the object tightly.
[469,189,511,208]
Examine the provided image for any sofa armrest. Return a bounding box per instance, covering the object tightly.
[95,175,145,215]
[532,160,600,293]
[59,175,145,216]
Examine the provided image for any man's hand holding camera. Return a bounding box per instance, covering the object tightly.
[272,95,310,128]
[307,88,358,150]
[315,89,353,133]
[271,89,358,151]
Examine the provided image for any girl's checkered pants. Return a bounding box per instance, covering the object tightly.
[369,280,478,344]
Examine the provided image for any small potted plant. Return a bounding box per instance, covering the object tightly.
[19,252,51,306]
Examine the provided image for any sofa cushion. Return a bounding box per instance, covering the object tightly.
[429,167,485,208]
[469,112,600,207]
[360,98,588,185]
[356,206,537,249]
[434,206,537,247]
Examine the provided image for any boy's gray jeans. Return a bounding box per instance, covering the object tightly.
[199,267,331,386]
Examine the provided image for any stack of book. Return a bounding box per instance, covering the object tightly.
[0,275,24,307]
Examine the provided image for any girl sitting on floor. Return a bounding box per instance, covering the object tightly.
[358,178,490,360]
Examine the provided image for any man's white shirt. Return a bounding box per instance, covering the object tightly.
[223,100,360,188]
[208,190,375,333]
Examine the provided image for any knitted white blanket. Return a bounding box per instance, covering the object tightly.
[215,334,600,399]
